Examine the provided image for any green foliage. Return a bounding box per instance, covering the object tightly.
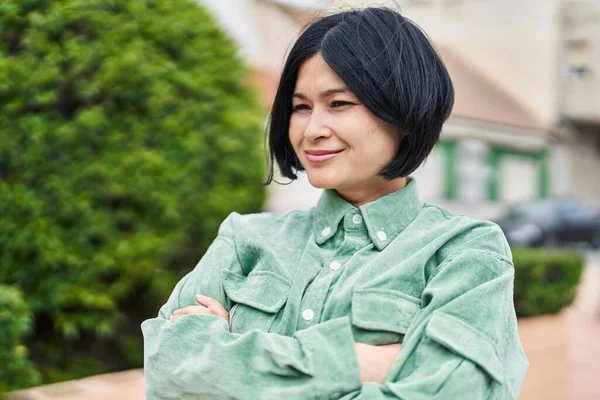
[0,285,42,394]
[43,356,107,384]
[0,0,265,389]
[512,248,585,317]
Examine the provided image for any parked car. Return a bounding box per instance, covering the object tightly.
[496,198,600,248]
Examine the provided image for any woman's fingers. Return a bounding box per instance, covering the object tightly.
[170,305,210,321]
[170,295,229,324]
[173,305,209,316]
[195,294,229,321]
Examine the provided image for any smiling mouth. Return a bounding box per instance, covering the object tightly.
[305,149,344,162]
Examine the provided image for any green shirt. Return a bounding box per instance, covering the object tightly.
[142,178,528,400]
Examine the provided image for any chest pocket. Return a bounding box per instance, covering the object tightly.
[351,288,421,345]
[222,269,291,334]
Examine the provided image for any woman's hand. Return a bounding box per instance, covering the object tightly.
[170,295,230,326]
[354,342,402,384]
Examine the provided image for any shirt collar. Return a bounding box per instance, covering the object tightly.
[313,178,424,251]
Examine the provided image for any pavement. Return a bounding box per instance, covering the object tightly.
[6,254,600,400]
[3,370,144,400]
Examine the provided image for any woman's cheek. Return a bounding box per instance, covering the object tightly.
[289,120,307,145]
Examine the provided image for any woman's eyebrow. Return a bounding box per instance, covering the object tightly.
[292,88,350,100]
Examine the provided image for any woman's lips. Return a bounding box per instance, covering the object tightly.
[305,150,343,162]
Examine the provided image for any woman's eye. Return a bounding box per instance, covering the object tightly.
[330,100,353,108]
[292,104,310,112]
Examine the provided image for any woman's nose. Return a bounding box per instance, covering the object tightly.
[304,112,332,141]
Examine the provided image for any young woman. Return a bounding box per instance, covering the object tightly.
[142,7,528,400]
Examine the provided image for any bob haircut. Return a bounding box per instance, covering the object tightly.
[265,7,454,184]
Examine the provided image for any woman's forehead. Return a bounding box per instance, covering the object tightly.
[294,54,348,94]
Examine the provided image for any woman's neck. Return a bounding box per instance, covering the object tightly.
[335,177,408,208]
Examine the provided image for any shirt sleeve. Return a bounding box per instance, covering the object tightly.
[335,249,529,400]
[141,215,362,400]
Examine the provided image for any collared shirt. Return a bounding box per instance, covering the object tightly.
[142,178,528,400]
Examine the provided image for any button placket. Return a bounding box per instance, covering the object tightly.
[304,217,369,329]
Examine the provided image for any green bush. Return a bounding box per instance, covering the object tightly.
[0,285,42,394]
[0,0,265,388]
[512,248,585,317]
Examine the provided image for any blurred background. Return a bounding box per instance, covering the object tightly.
[1,0,599,399]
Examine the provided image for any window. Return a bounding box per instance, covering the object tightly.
[567,39,594,80]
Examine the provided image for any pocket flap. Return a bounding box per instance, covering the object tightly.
[352,288,421,334]
[222,269,291,313]
[425,311,505,384]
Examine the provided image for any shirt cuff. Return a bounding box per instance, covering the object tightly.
[294,317,362,397]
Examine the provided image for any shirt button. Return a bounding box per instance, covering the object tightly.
[352,214,363,224]
[329,260,342,271]
[377,231,387,241]
[302,309,314,321]
[321,227,332,237]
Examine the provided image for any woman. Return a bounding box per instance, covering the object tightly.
[142,7,528,400]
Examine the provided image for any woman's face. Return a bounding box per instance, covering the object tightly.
[289,53,403,199]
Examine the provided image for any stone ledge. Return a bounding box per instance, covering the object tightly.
[4,369,144,400]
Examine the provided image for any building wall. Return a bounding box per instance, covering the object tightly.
[562,0,600,122]
[568,128,600,204]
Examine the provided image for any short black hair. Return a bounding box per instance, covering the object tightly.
[265,7,454,184]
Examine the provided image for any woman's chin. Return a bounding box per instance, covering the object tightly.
[305,171,343,190]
